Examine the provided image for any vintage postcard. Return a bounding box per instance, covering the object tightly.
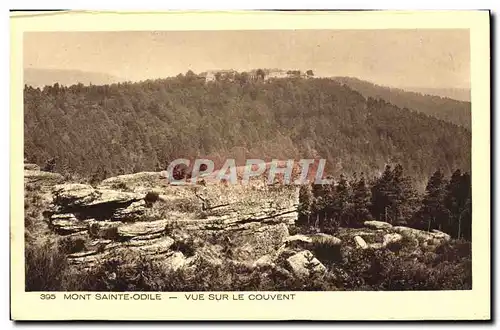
[10,10,490,321]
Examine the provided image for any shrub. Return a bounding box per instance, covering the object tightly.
[171,237,196,257]
[144,191,160,207]
[59,237,86,254]
[310,234,342,264]
[111,182,129,191]
[25,239,69,291]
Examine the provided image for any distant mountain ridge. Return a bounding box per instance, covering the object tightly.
[24,68,125,88]
[402,87,470,102]
[333,77,471,129]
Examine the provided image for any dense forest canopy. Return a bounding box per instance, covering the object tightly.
[24,72,471,187]
[334,76,471,129]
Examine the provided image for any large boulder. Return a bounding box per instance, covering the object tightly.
[383,233,403,246]
[283,234,313,250]
[393,226,437,241]
[53,184,143,209]
[53,184,97,207]
[364,220,393,230]
[252,255,275,268]
[164,251,188,271]
[432,229,451,242]
[24,163,40,171]
[354,235,368,249]
[286,250,326,277]
[310,233,342,246]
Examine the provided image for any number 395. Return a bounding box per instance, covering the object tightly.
[40,293,56,300]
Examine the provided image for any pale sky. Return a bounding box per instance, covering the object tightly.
[24,30,470,89]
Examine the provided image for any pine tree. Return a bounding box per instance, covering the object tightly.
[351,173,372,226]
[320,180,336,230]
[444,170,472,239]
[371,164,417,224]
[331,174,350,227]
[392,164,419,225]
[298,184,314,227]
[416,169,449,232]
[371,165,393,222]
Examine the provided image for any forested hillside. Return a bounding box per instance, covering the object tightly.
[24,74,471,184]
[334,77,471,129]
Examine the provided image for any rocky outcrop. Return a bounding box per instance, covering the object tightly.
[50,184,146,222]
[29,168,456,277]
[49,213,88,234]
[53,184,143,208]
[253,255,274,268]
[286,250,326,277]
[110,200,148,222]
[354,235,368,249]
[283,234,313,249]
[364,220,392,230]
[24,169,64,186]
[392,226,451,245]
[24,163,40,171]
[432,229,451,242]
[383,233,403,247]
[41,173,300,268]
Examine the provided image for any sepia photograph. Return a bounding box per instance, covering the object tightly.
[10,10,490,321]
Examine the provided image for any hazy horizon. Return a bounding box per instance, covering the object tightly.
[24,30,470,90]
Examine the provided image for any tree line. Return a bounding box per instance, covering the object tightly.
[298,164,472,240]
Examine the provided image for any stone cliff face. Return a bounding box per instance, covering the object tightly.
[32,169,300,270]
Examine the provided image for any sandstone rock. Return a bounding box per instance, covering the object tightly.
[53,184,97,207]
[164,251,187,271]
[24,163,40,171]
[46,179,301,269]
[354,235,368,249]
[88,221,120,239]
[117,220,169,238]
[286,250,326,277]
[50,213,87,234]
[136,236,175,255]
[383,233,403,246]
[370,243,384,249]
[226,223,289,261]
[393,226,443,242]
[111,200,148,222]
[310,233,342,246]
[67,250,98,259]
[283,234,313,249]
[431,230,451,242]
[364,220,392,230]
[24,170,64,185]
[88,189,143,206]
[53,184,143,209]
[100,172,163,189]
[253,255,275,268]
